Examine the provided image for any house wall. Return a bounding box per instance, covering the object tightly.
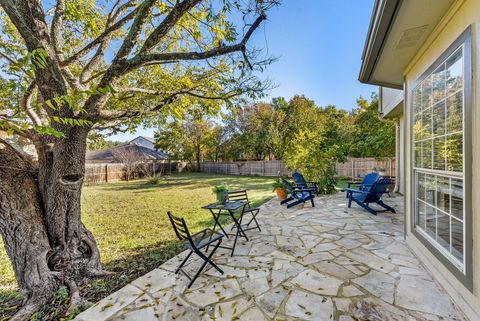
[380,87,403,117]
[403,0,480,319]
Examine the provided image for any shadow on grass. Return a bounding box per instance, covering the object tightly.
[85,172,275,193]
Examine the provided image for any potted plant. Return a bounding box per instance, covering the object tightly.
[212,185,229,204]
[272,179,287,200]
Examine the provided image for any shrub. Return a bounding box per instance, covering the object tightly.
[147,176,162,185]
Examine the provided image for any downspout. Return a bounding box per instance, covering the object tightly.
[393,122,400,193]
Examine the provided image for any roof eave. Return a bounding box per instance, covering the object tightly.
[358,0,403,86]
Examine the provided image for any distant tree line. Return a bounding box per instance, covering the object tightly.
[154,94,395,193]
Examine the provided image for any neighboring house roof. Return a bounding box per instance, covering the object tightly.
[359,0,455,88]
[86,142,168,163]
[138,136,154,143]
[129,136,168,154]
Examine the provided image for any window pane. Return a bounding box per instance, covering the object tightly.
[432,64,446,104]
[432,100,446,136]
[436,176,450,214]
[416,199,426,230]
[433,137,446,170]
[418,173,426,201]
[425,174,435,205]
[422,140,432,169]
[414,113,422,141]
[451,218,464,262]
[447,91,463,133]
[415,142,422,167]
[422,107,432,139]
[413,86,422,114]
[421,76,433,107]
[446,133,463,172]
[451,179,463,220]
[446,48,463,95]
[426,205,436,238]
[437,210,450,250]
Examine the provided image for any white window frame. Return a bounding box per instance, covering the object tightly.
[409,27,472,290]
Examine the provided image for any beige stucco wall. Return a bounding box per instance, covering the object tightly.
[403,0,480,320]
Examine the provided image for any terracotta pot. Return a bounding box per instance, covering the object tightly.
[275,187,287,200]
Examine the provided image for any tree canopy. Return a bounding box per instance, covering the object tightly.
[160,94,395,162]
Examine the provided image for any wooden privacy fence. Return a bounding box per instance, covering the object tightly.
[336,157,396,178]
[200,157,396,178]
[84,161,187,185]
[200,160,289,177]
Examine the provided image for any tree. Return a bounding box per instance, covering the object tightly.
[111,146,145,181]
[348,96,396,158]
[155,112,214,170]
[223,102,276,160]
[204,125,226,162]
[281,96,342,193]
[0,1,277,319]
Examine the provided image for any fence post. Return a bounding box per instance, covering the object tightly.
[105,164,108,183]
[389,158,392,177]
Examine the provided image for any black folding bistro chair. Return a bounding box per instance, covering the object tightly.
[227,190,261,232]
[167,212,224,288]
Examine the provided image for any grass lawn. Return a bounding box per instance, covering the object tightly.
[0,172,274,320]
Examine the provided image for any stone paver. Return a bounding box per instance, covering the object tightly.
[75,193,465,321]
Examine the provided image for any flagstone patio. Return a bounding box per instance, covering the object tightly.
[75,193,465,321]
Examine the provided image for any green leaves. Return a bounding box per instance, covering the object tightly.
[51,116,93,127]
[33,125,65,138]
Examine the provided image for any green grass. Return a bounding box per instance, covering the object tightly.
[0,173,274,303]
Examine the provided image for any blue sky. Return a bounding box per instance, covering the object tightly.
[108,0,377,141]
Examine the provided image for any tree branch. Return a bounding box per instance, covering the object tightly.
[133,12,266,68]
[117,86,239,101]
[137,0,201,55]
[62,6,139,65]
[97,93,178,121]
[112,0,157,62]
[22,81,43,126]
[50,0,65,57]
[0,0,39,50]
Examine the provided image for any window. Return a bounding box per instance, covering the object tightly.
[412,43,468,272]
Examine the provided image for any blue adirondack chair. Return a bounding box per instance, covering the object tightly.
[292,172,319,195]
[346,177,396,215]
[280,178,316,208]
[345,172,380,198]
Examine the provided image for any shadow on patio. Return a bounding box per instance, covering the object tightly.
[75,193,464,321]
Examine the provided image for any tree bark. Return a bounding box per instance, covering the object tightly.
[0,126,104,320]
[34,126,103,276]
[0,141,60,321]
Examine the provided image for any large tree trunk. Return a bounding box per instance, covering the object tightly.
[34,126,103,277]
[0,126,104,320]
[0,141,60,320]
